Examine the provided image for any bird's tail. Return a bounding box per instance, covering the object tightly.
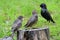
[51,19,55,23]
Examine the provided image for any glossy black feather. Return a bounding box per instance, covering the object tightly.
[40,3,55,23]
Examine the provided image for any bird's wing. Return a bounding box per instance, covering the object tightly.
[11,19,22,32]
[41,9,52,19]
[12,19,21,29]
[25,16,37,27]
[45,10,52,19]
[46,10,55,23]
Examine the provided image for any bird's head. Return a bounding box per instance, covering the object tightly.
[18,16,24,20]
[32,10,37,15]
[40,3,47,9]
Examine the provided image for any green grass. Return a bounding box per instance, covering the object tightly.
[0,0,60,40]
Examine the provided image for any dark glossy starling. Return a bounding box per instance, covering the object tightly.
[40,3,55,23]
[24,10,38,28]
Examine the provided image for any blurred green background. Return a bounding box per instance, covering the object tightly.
[0,0,60,40]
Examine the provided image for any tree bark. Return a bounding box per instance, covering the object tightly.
[17,27,50,40]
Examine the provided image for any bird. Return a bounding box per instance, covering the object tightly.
[40,3,55,23]
[2,36,13,40]
[24,10,38,29]
[11,16,23,37]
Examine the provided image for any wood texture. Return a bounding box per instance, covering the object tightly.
[17,27,50,40]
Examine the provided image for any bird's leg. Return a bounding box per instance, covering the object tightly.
[47,20,50,25]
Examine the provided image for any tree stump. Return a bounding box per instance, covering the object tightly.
[17,27,50,40]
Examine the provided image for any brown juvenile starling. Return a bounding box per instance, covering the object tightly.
[40,3,55,23]
[11,16,23,36]
[24,10,38,29]
[2,36,13,40]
